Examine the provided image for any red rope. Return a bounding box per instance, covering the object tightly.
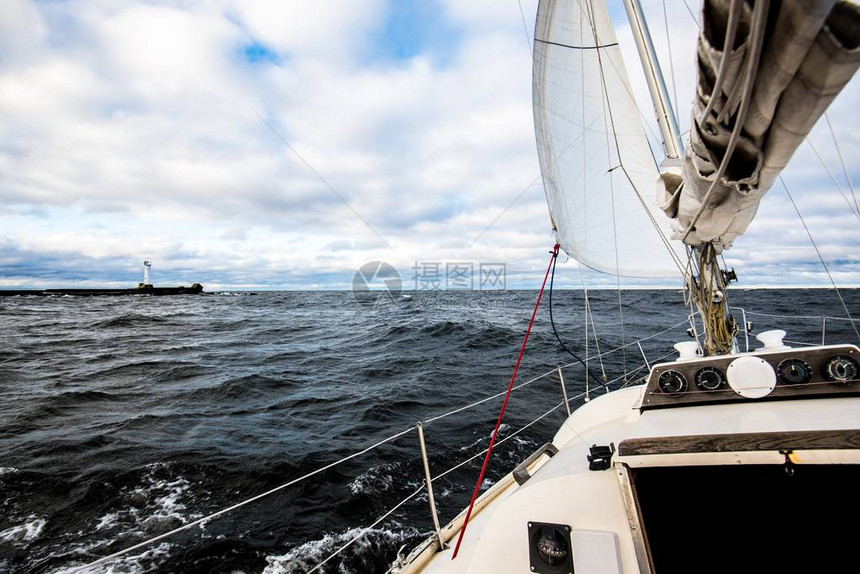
[451,244,560,560]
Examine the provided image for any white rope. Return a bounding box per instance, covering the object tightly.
[681,0,770,242]
[781,339,818,348]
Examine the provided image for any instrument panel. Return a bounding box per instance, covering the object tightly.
[640,344,859,410]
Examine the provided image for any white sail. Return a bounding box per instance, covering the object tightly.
[533,0,685,278]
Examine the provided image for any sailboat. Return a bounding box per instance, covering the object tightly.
[392,0,860,572]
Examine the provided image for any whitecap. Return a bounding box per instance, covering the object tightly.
[348,463,397,496]
[93,466,199,538]
[0,515,47,544]
[51,542,173,574]
[263,527,418,574]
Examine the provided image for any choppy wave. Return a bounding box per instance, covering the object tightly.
[0,516,47,545]
[94,464,199,538]
[0,289,855,572]
[90,313,170,329]
[263,527,422,574]
[52,542,174,574]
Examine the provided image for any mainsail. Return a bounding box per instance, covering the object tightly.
[663,0,860,251]
[533,0,686,278]
[535,0,859,355]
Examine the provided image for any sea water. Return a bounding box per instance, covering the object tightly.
[0,289,856,573]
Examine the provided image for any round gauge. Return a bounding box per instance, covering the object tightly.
[658,370,688,397]
[695,366,726,391]
[823,355,859,383]
[776,358,813,386]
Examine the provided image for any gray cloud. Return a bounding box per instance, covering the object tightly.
[0,0,857,291]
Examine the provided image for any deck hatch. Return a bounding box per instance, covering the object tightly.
[631,463,860,572]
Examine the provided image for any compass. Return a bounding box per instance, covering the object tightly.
[776,358,813,386]
[694,366,726,391]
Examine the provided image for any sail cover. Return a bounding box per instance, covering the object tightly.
[533,0,686,278]
[663,0,860,251]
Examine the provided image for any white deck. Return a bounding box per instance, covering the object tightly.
[401,384,860,573]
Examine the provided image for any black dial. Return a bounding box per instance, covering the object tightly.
[823,355,858,383]
[777,358,813,386]
[695,366,726,391]
[658,370,688,397]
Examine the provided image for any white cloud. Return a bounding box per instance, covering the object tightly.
[0,0,857,291]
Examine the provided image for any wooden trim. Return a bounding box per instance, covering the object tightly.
[618,429,860,456]
[616,464,654,574]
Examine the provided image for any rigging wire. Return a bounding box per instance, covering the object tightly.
[681,0,701,29]
[579,264,610,381]
[805,138,860,221]
[824,112,859,215]
[571,0,690,278]
[583,0,628,379]
[548,248,606,385]
[308,487,425,574]
[517,0,533,53]
[779,177,860,343]
[661,0,681,115]
[557,317,692,370]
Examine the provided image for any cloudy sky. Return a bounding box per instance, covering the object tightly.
[1,0,857,290]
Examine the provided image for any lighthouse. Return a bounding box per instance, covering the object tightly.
[143,260,152,287]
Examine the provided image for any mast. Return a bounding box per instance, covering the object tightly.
[621,0,738,355]
[621,0,684,159]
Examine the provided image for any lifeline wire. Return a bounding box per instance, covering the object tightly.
[451,244,560,560]
[65,427,415,574]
